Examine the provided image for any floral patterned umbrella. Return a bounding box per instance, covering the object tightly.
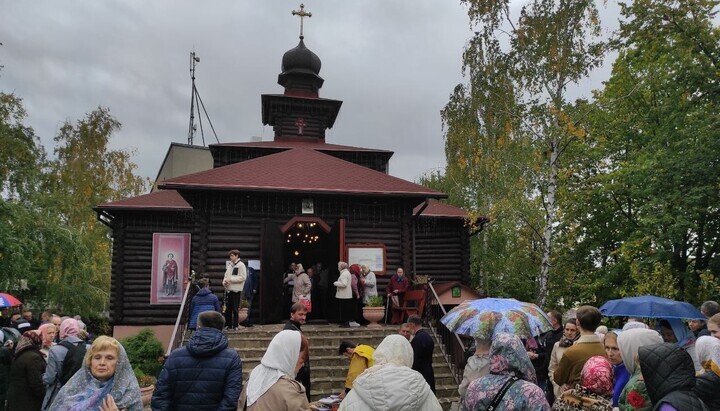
[440,298,553,340]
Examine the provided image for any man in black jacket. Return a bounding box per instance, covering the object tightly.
[541,310,563,404]
[152,311,242,411]
[283,302,311,401]
[407,314,435,393]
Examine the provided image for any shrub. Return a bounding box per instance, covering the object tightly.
[123,328,164,378]
[366,295,384,307]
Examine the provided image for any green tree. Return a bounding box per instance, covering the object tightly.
[0,96,149,316]
[557,0,720,304]
[442,0,604,306]
[45,107,149,314]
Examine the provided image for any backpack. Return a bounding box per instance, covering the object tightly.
[58,341,86,385]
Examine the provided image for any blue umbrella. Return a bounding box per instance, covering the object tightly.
[440,298,553,340]
[599,295,704,319]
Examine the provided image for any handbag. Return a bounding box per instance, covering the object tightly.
[487,375,519,411]
[300,296,312,312]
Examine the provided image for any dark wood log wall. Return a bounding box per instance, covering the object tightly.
[413,217,469,283]
[109,192,448,326]
[110,211,194,325]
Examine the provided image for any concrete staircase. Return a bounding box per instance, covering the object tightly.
[223,324,460,410]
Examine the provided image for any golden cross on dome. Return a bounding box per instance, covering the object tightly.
[291,4,312,39]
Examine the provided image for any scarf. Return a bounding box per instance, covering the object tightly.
[660,318,696,348]
[617,328,663,375]
[59,318,80,339]
[489,332,537,383]
[246,330,301,407]
[48,341,142,411]
[696,335,720,376]
[38,323,56,347]
[581,355,613,396]
[14,331,42,358]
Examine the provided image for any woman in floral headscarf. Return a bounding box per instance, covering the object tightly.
[6,331,46,411]
[552,356,613,411]
[693,336,720,408]
[48,335,142,411]
[461,333,550,411]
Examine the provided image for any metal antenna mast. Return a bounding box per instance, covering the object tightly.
[187,51,220,146]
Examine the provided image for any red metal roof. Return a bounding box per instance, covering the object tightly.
[212,140,393,153]
[159,147,445,198]
[414,199,469,218]
[96,190,191,211]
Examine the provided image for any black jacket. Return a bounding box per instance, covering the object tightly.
[151,327,243,411]
[5,347,46,411]
[411,328,436,393]
[639,342,708,411]
[694,371,720,409]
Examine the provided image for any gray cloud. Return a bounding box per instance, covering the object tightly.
[1,1,619,184]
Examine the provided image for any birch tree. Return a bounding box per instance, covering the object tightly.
[444,0,604,306]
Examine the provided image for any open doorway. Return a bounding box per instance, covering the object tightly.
[281,217,339,322]
[260,217,342,324]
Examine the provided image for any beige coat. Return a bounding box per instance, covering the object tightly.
[239,376,308,411]
[292,272,311,303]
[548,341,569,399]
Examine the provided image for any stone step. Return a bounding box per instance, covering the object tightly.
[239,364,456,385]
[185,324,459,410]
[237,353,449,369]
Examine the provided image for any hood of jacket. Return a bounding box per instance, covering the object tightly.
[351,363,435,410]
[186,327,228,358]
[639,342,695,403]
[195,288,212,297]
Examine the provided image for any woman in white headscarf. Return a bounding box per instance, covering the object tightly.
[239,330,308,411]
[616,328,663,410]
[339,334,442,411]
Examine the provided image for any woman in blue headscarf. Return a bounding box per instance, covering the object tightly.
[657,318,702,373]
[48,335,142,411]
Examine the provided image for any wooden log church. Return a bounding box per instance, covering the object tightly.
[96,27,473,345]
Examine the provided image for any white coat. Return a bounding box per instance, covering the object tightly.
[339,335,442,411]
[334,269,352,299]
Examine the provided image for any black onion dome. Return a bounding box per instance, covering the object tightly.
[281,38,321,75]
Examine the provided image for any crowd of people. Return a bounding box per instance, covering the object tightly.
[457,301,720,410]
[0,309,143,410]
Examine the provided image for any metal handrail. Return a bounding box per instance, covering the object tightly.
[425,280,466,385]
[166,280,193,356]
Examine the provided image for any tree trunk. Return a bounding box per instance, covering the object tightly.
[538,138,559,308]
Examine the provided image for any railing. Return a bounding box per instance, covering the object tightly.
[424,281,467,385]
[166,280,194,356]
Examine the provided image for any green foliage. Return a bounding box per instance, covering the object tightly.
[0,93,149,316]
[366,295,384,307]
[122,328,164,378]
[441,0,605,306]
[554,0,720,306]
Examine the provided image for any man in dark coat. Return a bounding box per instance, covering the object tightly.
[407,314,435,393]
[541,310,563,404]
[283,302,311,401]
[152,311,242,411]
[640,342,708,411]
[188,278,221,330]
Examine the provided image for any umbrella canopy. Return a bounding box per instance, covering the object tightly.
[599,295,704,320]
[0,293,22,308]
[440,298,553,340]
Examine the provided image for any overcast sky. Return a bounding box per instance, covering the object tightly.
[1,1,618,184]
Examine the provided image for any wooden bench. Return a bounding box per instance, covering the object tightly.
[390,289,426,324]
